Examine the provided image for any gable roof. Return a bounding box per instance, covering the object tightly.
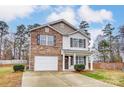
[30,19,90,39]
[30,25,63,35]
[65,30,91,40]
[48,19,77,30]
[30,19,77,32]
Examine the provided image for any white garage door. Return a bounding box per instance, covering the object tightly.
[34,56,58,71]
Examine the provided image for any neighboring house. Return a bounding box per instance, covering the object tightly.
[29,19,93,71]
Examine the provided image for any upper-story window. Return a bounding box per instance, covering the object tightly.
[48,36,54,45]
[70,38,86,48]
[37,35,55,46]
[40,35,46,45]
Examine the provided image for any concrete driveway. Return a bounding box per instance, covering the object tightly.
[22,71,116,87]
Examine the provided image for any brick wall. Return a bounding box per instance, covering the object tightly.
[30,26,63,71]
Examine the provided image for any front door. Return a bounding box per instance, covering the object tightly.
[65,56,69,69]
[64,56,74,69]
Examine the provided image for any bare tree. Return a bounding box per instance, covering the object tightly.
[98,40,109,62]
[3,37,13,59]
[117,26,124,62]
[102,23,115,62]
[111,36,122,62]
[0,21,9,59]
[119,26,124,52]
[15,24,27,59]
[13,24,40,60]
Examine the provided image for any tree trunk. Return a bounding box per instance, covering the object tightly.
[19,42,22,60]
[19,40,22,59]
[0,36,2,60]
[13,40,16,59]
[109,35,113,62]
[103,47,106,62]
[0,39,1,60]
[103,54,106,62]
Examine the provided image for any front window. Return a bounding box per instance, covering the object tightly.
[76,56,86,65]
[48,36,54,46]
[79,39,83,47]
[37,35,55,46]
[73,38,79,47]
[40,35,46,45]
[70,38,86,48]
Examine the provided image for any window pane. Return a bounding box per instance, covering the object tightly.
[48,36,54,46]
[76,56,78,64]
[71,38,85,48]
[72,38,79,47]
[79,39,83,47]
[40,35,46,45]
[70,56,73,65]
[79,56,84,64]
[76,56,85,64]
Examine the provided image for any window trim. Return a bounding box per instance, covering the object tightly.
[40,35,46,45]
[76,56,86,65]
[70,38,86,48]
[37,35,55,46]
[47,35,55,46]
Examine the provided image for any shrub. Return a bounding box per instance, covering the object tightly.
[13,64,25,72]
[74,64,85,72]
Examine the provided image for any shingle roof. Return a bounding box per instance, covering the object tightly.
[30,19,90,39]
[29,19,77,31]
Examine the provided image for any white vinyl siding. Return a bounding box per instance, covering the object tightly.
[72,38,79,47]
[63,33,89,50]
[60,23,64,28]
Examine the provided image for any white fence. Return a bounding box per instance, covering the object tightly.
[0,60,27,65]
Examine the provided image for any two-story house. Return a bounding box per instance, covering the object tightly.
[29,19,93,71]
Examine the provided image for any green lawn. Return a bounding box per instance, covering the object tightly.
[81,69,124,87]
[83,72,107,80]
[0,66,23,87]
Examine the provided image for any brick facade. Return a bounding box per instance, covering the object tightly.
[29,26,63,71]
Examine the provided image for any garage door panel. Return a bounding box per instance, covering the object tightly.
[34,56,58,71]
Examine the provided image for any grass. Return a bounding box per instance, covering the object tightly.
[0,66,23,87]
[81,69,124,87]
[83,73,106,80]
